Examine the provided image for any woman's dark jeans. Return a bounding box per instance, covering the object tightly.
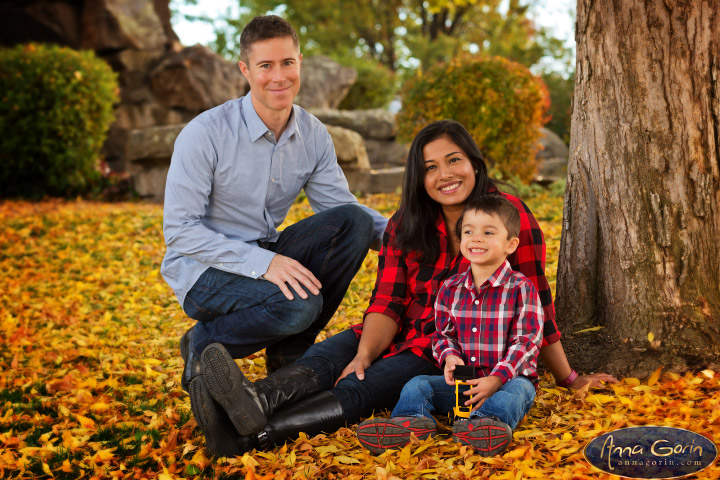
[294,329,443,422]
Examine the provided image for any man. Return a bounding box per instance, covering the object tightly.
[161,15,387,394]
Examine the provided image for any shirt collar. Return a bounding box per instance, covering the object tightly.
[457,259,514,291]
[242,93,300,143]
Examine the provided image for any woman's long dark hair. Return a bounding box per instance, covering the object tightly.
[394,120,495,264]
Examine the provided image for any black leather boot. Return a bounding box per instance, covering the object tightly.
[189,375,257,457]
[201,343,322,436]
[256,391,346,450]
[180,326,201,393]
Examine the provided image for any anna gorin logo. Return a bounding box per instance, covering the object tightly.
[584,426,717,479]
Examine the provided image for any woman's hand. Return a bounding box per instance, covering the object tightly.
[571,372,618,389]
[334,313,398,386]
[335,353,373,385]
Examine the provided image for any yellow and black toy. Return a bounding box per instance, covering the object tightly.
[453,365,477,419]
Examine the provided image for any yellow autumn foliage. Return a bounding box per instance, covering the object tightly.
[1,195,719,479]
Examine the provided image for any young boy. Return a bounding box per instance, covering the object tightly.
[357,195,544,456]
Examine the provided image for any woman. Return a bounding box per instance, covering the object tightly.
[189,120,616,457]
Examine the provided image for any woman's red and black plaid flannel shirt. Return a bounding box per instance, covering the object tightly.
[352,190,561,365]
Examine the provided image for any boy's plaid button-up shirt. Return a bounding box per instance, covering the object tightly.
[432,260,544,385]
[355,190,559,365]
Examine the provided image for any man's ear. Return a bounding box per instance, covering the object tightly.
[506,237,520,256]
[238,60,249,79]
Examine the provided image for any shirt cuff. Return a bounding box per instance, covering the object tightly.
[238,247,276,279]
[437,348,463,367]
[489,365,513,385]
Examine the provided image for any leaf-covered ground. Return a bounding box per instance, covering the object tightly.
[1,192,719,479]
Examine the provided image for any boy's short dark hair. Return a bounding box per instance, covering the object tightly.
[240,15,300,63]
[456,195,521,239]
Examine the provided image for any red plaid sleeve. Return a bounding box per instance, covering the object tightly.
[490,278,544,384]
[363,214,410,328]
[432,275,464,366]
[502,192,561,345]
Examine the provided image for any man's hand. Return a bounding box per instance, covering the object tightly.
[335,353,372,385]
[463,376,502,409]
[443,355,465,385]
[263,254,321,301]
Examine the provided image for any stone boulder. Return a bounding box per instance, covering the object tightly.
[310,108,407,169]
[296,56,357,109]
[365,139,409,169]
[125,124,185,202]
[309,108,397,140]
[535,128,569,184]
[81,0,171,51]
[150,45,249,112]
[0,1,84,48]
[326,125,370,171]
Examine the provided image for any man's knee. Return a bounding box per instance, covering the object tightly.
[266,290,324,335]
[333,204,374,241]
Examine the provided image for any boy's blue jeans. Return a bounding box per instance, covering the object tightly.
[391,374,536,429]
[182,204,375,363]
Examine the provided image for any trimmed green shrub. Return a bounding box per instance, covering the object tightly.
[338,57,397,110]
[0,43,118,198]
[397,55,548,182]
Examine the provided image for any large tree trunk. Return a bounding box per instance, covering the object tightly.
[556,0,720,377]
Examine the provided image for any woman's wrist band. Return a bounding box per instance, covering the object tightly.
[557,369,578,388]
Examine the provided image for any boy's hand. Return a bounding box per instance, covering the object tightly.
[463,376,503,408]
[443,355,464,385]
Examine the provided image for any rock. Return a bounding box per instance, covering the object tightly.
[535,128,569,183]
[105,49,166,103]
[126,124,185,161]
[296,56,357,109]
[152,0,180,47]
[326,125,370,171]
[150,45,249,112]
[345,167,405,195]
[125,124,187,202]
[309,108,397,140]
[81,0,169,51]
[365,139,408,168]
[537,128,569,160]
[0,1,83,48]
[131,159,171,202]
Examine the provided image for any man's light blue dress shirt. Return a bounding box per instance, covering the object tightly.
[162,93,388,306]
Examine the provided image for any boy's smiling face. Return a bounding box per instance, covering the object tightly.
[460,209,519,269]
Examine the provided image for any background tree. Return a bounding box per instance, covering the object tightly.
[172,0,574,139]
[556,0,720,376]
[175,0,571,73]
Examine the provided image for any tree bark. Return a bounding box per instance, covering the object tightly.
[556,0,720,377]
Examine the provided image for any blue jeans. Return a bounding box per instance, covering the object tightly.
[183,205,375,362]
[293,329,443,423]
[391,374,536,429]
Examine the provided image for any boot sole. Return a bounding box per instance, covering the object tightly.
[357,417,436,455]
[189,377,243,458]
[201,343,266,436]
[452,418,512,456]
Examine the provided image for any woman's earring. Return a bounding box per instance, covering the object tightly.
[474,169,478,174]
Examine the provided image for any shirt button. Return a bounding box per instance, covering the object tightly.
[472,327,477,333]
[471,356,476,362]
[251,271,256,276]
[474,300,480,305]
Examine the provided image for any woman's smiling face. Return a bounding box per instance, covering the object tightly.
[422,136,476,211]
